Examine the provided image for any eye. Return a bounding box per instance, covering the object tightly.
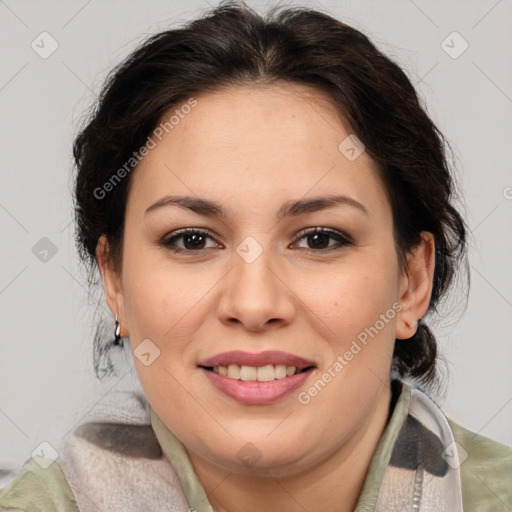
[292,227,353,251]
[160,228,222,253]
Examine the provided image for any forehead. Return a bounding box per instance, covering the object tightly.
[127,83,388,218]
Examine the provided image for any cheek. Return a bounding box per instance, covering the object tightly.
[120,260,215,415]
[309,260,399,342]
[122,252,217,341]
[297,264,399,420]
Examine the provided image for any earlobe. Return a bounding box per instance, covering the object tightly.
[395,232,435,340]
[397,317,419,340]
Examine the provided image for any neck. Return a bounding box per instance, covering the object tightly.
[189,383,393,512]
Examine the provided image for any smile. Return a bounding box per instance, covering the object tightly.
[207,363,310,381]
[199,351,317,405]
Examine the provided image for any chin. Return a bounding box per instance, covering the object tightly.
[203,434,314,477]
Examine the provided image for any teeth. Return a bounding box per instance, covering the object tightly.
[275,365,287,379]
[257,364,275,382]
[227,364,241,379]
[240,365,257,381]
[215,364,299,381]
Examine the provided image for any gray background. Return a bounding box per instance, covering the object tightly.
[1,0,511,473]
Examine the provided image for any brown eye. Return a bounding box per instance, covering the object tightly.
[306,232,331,249]
[293,228,353,251]
[181,232,207,250]
[161,229,221,253]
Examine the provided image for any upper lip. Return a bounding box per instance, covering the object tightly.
[199,351,317,371]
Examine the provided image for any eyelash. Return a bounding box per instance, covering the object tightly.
[160,227,354,254]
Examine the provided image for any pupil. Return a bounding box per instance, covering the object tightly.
[184,233,205,250]
[309,233,328,249]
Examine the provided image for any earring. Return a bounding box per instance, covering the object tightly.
[114,312,123,347]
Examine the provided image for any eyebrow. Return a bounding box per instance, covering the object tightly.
[144,194,369,219]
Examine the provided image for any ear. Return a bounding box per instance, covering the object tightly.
[395,232,435,340]
[96,235,129,337]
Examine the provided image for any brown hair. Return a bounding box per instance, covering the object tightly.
[73,0,468,388]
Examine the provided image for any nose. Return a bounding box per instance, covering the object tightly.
[216,250,296,332]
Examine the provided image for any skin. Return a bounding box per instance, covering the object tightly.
[97,82,435,512]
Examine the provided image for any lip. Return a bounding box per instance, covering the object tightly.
[201,368,315,405]
[198,350,317,405]
[199,350,316,371]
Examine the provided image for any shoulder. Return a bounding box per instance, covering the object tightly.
[1,421,190,512]
[0,423,189,512]
[447,417,512,511]
[1,422,190,511]
[0,457,78,512]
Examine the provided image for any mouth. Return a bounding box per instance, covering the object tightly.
[198,351,317,405]
[201,363,315,381]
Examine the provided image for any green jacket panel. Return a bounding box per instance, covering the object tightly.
[448,418,512,511]
[0,458,78,512]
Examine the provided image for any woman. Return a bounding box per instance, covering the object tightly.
[1,1,510,511]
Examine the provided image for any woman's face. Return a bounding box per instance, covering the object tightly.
[99,83,431,477]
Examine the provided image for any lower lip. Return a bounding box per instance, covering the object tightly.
[201,368,314,405]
